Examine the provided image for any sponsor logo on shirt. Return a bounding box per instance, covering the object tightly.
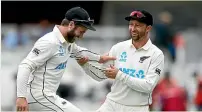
[119,67,145,79]
[32,48,41,56]
[155,68,161,75]
[55,61,67,70]
[119,52,127,62]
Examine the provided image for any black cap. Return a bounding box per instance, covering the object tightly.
[125,10,153,26]
[65,7,96,31]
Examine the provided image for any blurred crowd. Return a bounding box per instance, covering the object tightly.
[151,71,202,111]
[2,10,202,111]
[2,19,53,50]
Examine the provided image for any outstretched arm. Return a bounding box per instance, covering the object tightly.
[77,44,117,82]
[71,43,116,63]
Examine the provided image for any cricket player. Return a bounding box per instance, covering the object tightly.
[78,10,164,112]
[16,7,116,112]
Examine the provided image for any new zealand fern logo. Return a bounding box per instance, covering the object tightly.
[139,56,150,63]
[119,52,127,62]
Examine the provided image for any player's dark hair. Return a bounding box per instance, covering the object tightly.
[61,19,70,26]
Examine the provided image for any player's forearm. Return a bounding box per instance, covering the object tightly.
[116,71,159,93]
[17,64,33,97]
[82,63,107,82]
[86,53,100,62]
[73,45,101,61]
[79,49,100,61]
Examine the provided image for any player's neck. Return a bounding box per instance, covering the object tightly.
[132,35,149,50]
[57,25,68,41]
[57,25,67,37]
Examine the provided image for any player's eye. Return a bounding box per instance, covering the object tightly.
[129,23,134,26]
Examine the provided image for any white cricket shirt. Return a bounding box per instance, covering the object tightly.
[82,39,164,106]
[107,39,164,106]
[17,25,100,97]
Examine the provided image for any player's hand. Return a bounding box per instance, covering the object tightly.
[99,55,116,63]
[16,97,28,112]
[77,57,89,66]
[104,65,119,79]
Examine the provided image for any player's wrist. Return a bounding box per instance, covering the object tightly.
[97,55,102,62]
[115,70,123,80]
[17,97,27,100]
[17,92,27,98]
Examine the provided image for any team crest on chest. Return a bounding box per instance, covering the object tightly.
[58,46,66,56]
[139,56,150,63]
[119,52,127,62]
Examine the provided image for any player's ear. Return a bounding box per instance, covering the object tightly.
[146,25,152,32]
[69,21,75,29]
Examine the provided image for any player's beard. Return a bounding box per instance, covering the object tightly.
[131,29,146,42]
[65,27,77,43]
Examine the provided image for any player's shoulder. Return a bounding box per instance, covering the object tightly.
[150,44,164,58]
[33,32,58,49]
[150,44,163,54]
[112,39,131,49]
[35,32,57,45]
